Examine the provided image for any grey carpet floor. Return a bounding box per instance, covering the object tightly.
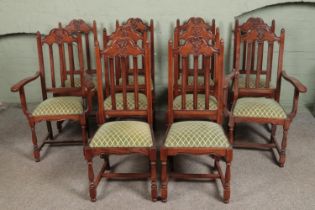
[1,104,315,210]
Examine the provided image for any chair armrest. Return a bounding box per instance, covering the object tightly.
[11,72,40,92]
[281,71,307,93]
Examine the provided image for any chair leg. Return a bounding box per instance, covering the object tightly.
[279,125,289,167]
[270,124,277,142]
[150,149,157,202]
[30,123,40,162]
[46,121,53,140]
[100,154,111,170]
[228,120,235,145]
[57,121,63,133]
[87,158,97,202]
[223,160,231,203]
[81,123,88,146]
[160,149,168,202]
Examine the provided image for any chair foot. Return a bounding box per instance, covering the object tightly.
[160,160,168,202]
[279,155,285,168]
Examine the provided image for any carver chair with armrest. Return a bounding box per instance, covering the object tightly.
[228,17,307,167]
[11,28,93,162]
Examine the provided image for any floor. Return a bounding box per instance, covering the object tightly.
[0,103,315,210]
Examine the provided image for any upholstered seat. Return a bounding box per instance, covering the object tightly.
[104,93,147,110]
[64,77,97,88]
[89,121,153,147]
[233,97,287,119]
[32,96,83,116]
[165,121,230,148]
[178,75,214,86]
[173,94,217,110]
[238,75,268,88]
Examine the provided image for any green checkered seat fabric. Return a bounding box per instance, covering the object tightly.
[238,75,268,88]
[64,77,97,88]
[104,93,148,110]
[89,121,153,147]
[233,97,287,119]
[178,75,214,86]
[32,96,83,116]
[165,121,230,148]
[173,94,217,110]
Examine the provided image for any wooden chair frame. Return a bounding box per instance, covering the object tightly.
[161,36,232,203]
[11,28,93,161]
[228,18,307,167]
[84,36,156,202]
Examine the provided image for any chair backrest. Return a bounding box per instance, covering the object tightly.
[173,19,218,96]
[116,18,155,83]
[103,25,148,86]
[174,17,216,48]
[233,17,285,102]
[95,36,153,124]
[36,28,85,99]
[59,19,98,74]
[168,34,225,124]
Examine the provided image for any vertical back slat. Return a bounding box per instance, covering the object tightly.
[255,42,264,87]
[58,43,66,87]
[85,34,91,71]
[242,41,247,70]
[133,56,139,110]
[181,56,188,109]
[251,41,256,70]
[48,45,56,88]
[204,56,210,110]
[266,42,274,88]
[68,43,75,87]
[121,57,128,110]
[245,42,252,88]
[193,56,198,110]
[109,57,116,110]
[115,57,121,85]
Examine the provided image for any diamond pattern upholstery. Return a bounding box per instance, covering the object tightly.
[233,97,287,119]
[104,93,148,110]
[32,97,83,116]
[173,94,217,110]
[64,77,97,88]
[178,75,214,86]
[165,121,230,148]
[238,75,268,88]
[89,121,153,147]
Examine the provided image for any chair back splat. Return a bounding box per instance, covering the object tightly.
[37,28,86,97]
[95,33,153,125]
[59,19,98,75]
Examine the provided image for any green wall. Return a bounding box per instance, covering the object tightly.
[0,0,314,111]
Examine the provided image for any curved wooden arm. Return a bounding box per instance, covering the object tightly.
[282,71,307,93]
[11,72,40,92]
[281,71,307,120]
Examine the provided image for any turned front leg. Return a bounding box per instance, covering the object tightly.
[30,123,40,162]
[279,125,289,167]
[150,149,157,201]
[87,158,96,202]
[160,149,168,202]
